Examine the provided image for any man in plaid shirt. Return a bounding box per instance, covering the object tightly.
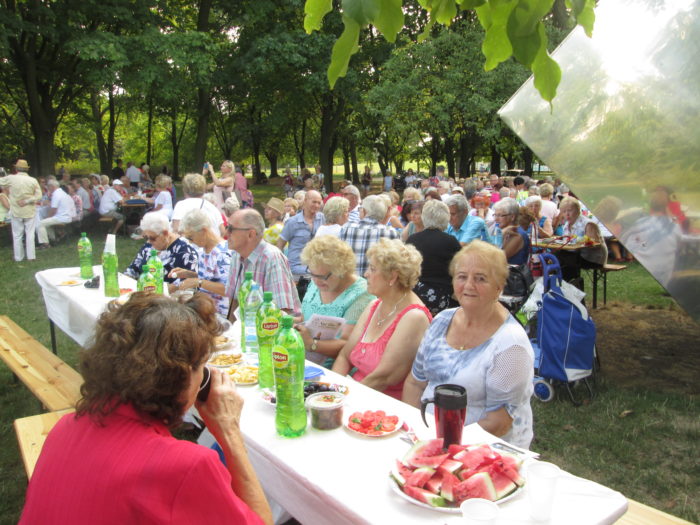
[339,194,399,276]
[225,208,301,317]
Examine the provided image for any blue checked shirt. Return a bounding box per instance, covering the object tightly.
[339,218,399,277]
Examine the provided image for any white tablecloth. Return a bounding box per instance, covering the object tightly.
[229,365,628,525]
[35,266,137,347]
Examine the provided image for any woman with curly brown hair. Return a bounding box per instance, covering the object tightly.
[20,293,272,525]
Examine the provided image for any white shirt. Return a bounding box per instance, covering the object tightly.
[77,187,92,212]
[50,189,76,223]
[126,165,141,183]
[540,199,558,222]
[171,197,223,232]
[154,190,173,220]
[99,187,123,215]
[315,224,342,238]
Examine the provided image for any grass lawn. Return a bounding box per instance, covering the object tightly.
[0,179,697,523]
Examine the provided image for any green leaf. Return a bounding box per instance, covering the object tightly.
[531,22,561,103]
[508,0,554,37]
[567,0,586,16]
[477,1,517,70]
[304,0,333,33]
[342,0,380,27]
[374,0,404,42]
[457,0,486,8]
[432,0,458,25]
[506,3,542,67]
[328,15,361,89]
[576,0,595,37]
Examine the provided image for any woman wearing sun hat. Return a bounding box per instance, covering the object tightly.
[262,197,285,245]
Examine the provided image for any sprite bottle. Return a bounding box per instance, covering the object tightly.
[256,291,281,390]
[238,271,254,351]
[272,315,307,438]
[147,248,164,294]
[78,232,94,279]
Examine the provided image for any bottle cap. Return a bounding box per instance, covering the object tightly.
[104,234,116,253]
[245,271,253,279]
[263,291,273,301]
[150,248,157,256]
[81,232,87,237]
[281,315,293,328]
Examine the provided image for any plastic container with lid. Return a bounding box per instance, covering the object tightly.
[306,391,345,430]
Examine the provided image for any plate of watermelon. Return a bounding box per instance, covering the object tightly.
[344,410,402,437]
[389,439,525,513]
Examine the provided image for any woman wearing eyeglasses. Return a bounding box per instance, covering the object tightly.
[493,198,530,265]
[124,212,198,293]
[294,235,375,367]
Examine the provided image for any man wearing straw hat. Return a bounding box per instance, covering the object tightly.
[0,159,41,261]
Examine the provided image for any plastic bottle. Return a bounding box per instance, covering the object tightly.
[256,291,281,390]
[147,249,164,294]
[138,264,157,293]
[78,232,94,279]
[102,234,120,298]
[493,225,503,248]
[244,284,263,354]
[272,315,307,438]
[237,271,254,350]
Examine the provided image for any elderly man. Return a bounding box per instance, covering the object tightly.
[341,184,362,222]
[171,173,225,236]
[0,159,42,261]
[36,180,76,249]
[125,161,141,189]
[339,194,399,276]
[98,180,125,234]
[277,190,324,295]
[445,194,491,246]
[226,209,300,317]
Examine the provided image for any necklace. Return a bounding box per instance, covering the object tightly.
[375,292,407,327]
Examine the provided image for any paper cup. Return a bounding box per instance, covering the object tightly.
[527,461,560,522]
[460,498,499,525]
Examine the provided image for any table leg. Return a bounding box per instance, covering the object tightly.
[49,320,58,355]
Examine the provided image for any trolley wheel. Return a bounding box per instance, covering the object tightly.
[533,379,555,402]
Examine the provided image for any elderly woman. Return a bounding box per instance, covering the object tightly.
[282,197,299,223]
[204,160,235,210]
[170,209,232,315]
[469,192,496,234]
[403,241,534,449]
[524,195,553,238]
[494,198,530,265]
[125,211,198,293]
[171,173,225,236]
[315,195,349,238]
[262,197,285,244]
[400,200,425,242]
[553,196,607,282]
[332,239,432,400]
[406,200,461,316]
[294,235,375,366]
[144,175,173,219]
[20,293,272,524]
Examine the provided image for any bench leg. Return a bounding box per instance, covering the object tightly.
[603,271,608,306]
[49,320,58,355]
[592,269,599,309]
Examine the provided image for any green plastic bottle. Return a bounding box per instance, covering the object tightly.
[102,234,120,298]
[237,271,254,351]
[138,264,157,293]
[78,232,94,279]
[272,315,307,438]
[256,291,281,390]
[147,249,164,294]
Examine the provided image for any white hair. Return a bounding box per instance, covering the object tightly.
[525,195,542,207]
[445,193,469,212]
[141,211,170,233]
[344,184,361,199]
[494,197,519,216]
[361,195,388,222]
[180,209,213,234]
[422,200,450,230]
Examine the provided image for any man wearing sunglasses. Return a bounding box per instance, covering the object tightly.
[225,209,300,319]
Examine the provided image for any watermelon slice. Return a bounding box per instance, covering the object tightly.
[454,444,498,470]
[391,460,414,487]
[447,443,468,456]
[407,452,449,469]
[495,455,526,487]
[453,472,497,504]
[424,471,444,494]
[402,438,444,467]
[403,485,447,508]
[440,472,459,502]
[437,458,463,475]
[487,465,518,499]
[405,466,435,488]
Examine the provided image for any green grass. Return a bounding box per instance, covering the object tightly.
[0,184,698,523]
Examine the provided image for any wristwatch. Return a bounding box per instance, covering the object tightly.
[311,337,319,352]
[197,279,203,289]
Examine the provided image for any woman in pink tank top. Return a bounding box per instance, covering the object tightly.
[333,239,432,399]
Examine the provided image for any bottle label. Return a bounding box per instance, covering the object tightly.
[143,284,156,292]
[260,317,279,337]
[272,346,289,369]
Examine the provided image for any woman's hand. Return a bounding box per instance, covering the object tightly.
[294,323,313,349]
[178,277,199,291]
[196,368,244,434]
[168,267,197,280]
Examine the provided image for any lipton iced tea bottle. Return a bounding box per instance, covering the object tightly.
[256,291,280,390]
[147,249,164,294]
[102,234,120,298]
[78,233,94,279]
[272,315,306,437]
[238,271,254,351]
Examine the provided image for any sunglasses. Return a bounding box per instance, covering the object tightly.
[226,225,253,234]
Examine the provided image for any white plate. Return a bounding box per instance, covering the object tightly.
[208,350,242,368]
[389,475,523,514]
[343,411,403,438]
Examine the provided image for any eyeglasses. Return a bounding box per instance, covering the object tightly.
[306,267,332,281]
[494,213,512,218]
[143,233,160,242]
[226,225,253,234]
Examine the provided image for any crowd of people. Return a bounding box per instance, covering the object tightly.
[16,160,650,523]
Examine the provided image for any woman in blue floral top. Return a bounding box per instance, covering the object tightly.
[125,212,198,293]
[170,209,232,315]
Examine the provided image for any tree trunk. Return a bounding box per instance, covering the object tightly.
[445,136,455,178]
[90,90,109,174]
[193,87,210,170]
[458,136,470,177]
[523,146,533,176]
[294,119,306,170]
[171,111,179,178]
[342,142,351,182]
[490,146,501,175]
[265,151,279,178]
[319,94,345,194]
[107,88,117,170]
[429,134,441,177]
[146,95,154,166]
[350,140,360,184]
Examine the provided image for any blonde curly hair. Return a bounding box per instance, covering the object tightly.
[449,240,508,289]
[366,238,422,290]
[300,235,356,278]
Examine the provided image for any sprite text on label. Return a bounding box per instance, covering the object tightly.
[272,347,289,369]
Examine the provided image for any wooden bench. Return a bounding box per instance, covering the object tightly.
[617,498,695,524]
[14,408,75,480]
[0,316,82,412]
[590,263,627,309]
